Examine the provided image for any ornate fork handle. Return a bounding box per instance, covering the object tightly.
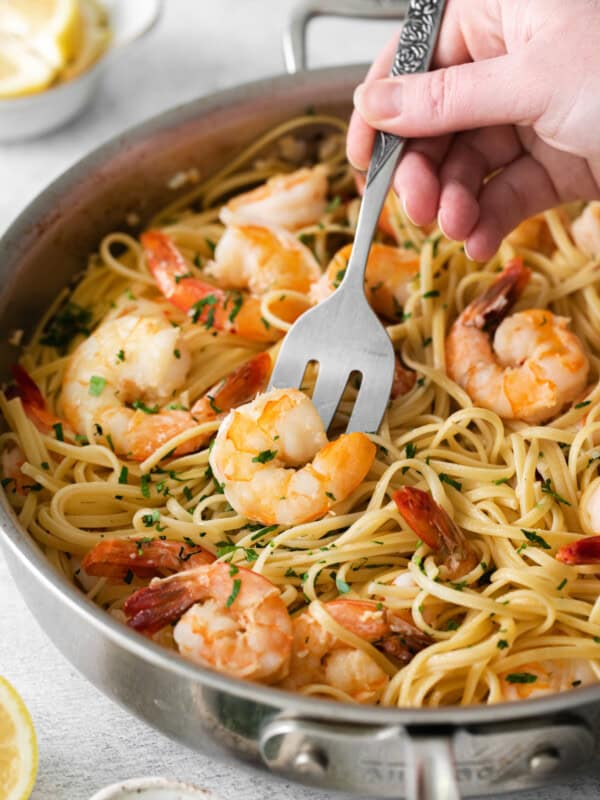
[367,0,447,186]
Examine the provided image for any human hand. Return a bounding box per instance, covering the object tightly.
[347,0,600,260]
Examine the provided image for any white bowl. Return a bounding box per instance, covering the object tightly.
[0,0,163,142]
[88,776,223,800]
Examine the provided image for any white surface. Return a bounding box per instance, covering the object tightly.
[1,2,600,799]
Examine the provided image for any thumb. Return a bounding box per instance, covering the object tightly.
[353,55,546,138]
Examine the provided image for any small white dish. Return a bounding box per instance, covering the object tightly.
[0,0,163,142]
[89,776,223,800]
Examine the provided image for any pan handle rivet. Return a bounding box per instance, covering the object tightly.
[293,745,329,776]
[529,748,561,776]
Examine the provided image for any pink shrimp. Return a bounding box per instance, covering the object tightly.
[124,561,292,683]
[142,230,307,343]
[393,487,479,580]
[81,538,215,581]
[10,364,63,433]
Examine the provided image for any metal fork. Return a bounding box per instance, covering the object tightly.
[269,0,447,433]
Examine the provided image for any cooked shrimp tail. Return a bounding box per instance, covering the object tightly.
[81,538,215,580]
[124,572,201,634]
[392,356,416,399]
[10,364,63,432]
[393,487,479,579]
[382,609,434,665]
[556,535,600,565]
[461,258,531,332]
[190,351,270,420]
[142,230,286,342]
[125,562,293,683]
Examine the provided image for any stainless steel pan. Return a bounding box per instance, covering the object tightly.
[2,4,600,799]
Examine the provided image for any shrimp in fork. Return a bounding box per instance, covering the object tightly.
[124,561,292,683]
[206,222,320,296]
[61,309,269,461]
[446,258,589,424]
[282,599,432,703]
[81,538,215,581]
[571,202,600,258]
[142,230,307,343]
[393,487,479,580]
[209,388,376,526]
[220,165,328,230]
[500,660,596,701]
[310,243,419,321]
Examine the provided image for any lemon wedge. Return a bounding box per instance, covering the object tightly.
[0,34,57,98]
[0,0,82,69]
[61,0,110,82]
[0,676,38,800]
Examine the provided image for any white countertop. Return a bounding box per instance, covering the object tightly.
[1,2,600,798]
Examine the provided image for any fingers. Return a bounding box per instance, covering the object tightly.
[437,126,522,240]
[353,54,547,139]
[465,155,560,261]
[393,137,452,226]
[347,34,400,170]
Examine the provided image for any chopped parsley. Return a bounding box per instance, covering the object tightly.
[575,400,591,409]
[260,316,271,331]
[505,672,537,684]
[439,473,462,491]
[422,336,433,347]
[208,395,222,414]
[190,294,218,324]
[403,240,417,251]
[493,477,510,485]
[74,434,89,445]
[183,485,193,502]
[118,466,128,485]
[225,578,241,607]
[325,491,337,502]
[132,400,159,414]
[252,449,277,464]
[116,349,125,362]
[53,422,64,442]
[497,639,509,650]
[226,292,243,324]
[333,268,346,288]
[174,272,192,284]
[250,524,278,541]
[205,238,216,256]
[556,577,567,591]
[173,348,181,359]
[40,302,92,349]
[123,569,134,585]
[89,375,106,397]
[326,195,342,213]
[522,529,551,550]
[446,619,460,631]
[142,510,161,528]
[140,474,151,499]
[540,478,571,506]
[336,576,351,594]
[422,290,440,299]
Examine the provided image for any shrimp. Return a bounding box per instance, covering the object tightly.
[392,356,416,399]
[505,214,555,256]
[446,258,589,424]
[61,310,269,461]
[206,222,320,296]
[220,165,328,230]
[393,487,479,580]
[10,364,63,433]
[209,388,376,526]
[1,444,29,496]
[81,538,215,580]
[571,202,600,258]
[500,660,596,701]
[310,243,419,321]
[142,230,306,343]
[124,561,292,683]
[282,599,432,703]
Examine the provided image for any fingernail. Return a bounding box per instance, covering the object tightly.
[402,196,418,226]
[437,209,450,239]
[354,79,403,120]
[464,241,474,261]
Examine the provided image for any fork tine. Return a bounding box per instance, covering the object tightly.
[346,368,393,433]
[310,362,348,431]
[268,352,308,392]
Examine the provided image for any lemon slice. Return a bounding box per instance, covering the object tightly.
[61,0,110,82]
[0,34,57,98]
[0,676,38,800]
[0,0,82,69]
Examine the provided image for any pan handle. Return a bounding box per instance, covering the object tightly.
[283,0,410,74]
[405,731,461,800]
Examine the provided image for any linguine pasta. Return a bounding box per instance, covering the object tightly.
[2,115,600,707]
